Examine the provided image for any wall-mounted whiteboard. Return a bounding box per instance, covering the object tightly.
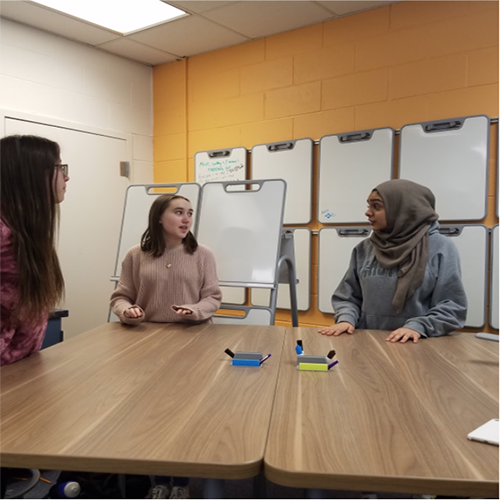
[399,115,489,221]
[114,184,201,277]
[251,138,312,224]
[490,225,499,330]
[318,227,371,314]
[195,147,246,186]
[196,179,286,286]
[440,225,487,329]
[251,228,311,311]
[318,128,394,224]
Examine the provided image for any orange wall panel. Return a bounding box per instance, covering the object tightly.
[294,44,355,84]
[265,82,321,119]
[241,58,293,94]
[322,69,388,109]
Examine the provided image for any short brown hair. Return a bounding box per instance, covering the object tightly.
[140,194,198,257]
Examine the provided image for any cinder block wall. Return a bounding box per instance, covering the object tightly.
[153,1,499,330]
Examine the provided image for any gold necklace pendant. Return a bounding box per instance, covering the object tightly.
[166,263,172,269]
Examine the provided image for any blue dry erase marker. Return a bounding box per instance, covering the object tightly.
[295,345,303,355]
[328,360,339,370]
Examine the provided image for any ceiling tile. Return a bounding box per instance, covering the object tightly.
[318,1,395,16]
[97,38,178,66]
[166,1,238,14]
[201,1,335,39]
[128,15,249,57]
[0,1,120,45]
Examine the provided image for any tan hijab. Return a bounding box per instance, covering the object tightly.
[369,179,439,313]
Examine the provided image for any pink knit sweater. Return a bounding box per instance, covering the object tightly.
[1,219,48,366]
[110,243,222,325]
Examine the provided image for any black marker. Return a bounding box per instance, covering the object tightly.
[327,350,336,359]
[297,340,303,348]
[225,348,235,358]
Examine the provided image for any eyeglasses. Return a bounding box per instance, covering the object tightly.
[55,164,69,176]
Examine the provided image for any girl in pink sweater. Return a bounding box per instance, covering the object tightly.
[1,135,69,366]
[110,194,221,498]
[110,194,222,326]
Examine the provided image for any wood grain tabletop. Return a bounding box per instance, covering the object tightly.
[1,322,285,479]
[264,328,499,497]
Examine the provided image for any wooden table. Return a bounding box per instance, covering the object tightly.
[265,328,499,498]
[1,322,285,495]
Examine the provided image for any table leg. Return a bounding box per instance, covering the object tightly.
[118,474,126,498]
[203,478,225,498]
[305,488,330,498]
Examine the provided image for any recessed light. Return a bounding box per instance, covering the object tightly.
[30,0,187,35]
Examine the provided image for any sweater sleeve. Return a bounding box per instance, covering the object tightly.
[331,248,363,327]
[110,249,145,326]
[404,244,467,338]
[178,248,222,322]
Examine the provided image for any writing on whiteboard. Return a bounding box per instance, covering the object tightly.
[196,158,245,185]
[321,209,336,219]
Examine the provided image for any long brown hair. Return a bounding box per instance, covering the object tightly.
[141,194,198,257]
[1,135,65,325]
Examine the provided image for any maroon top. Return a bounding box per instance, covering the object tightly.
[1,219,47,366]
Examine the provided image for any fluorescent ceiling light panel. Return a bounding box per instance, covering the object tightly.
[30,0,187,34]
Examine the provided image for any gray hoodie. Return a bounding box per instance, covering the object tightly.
[332,222,467,338]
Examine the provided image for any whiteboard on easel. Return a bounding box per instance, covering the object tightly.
[196,179,286,286]
[399,115,489,221]
[195,147,247,186]
[318,128,394,224]
[251,138,313,224]
[318,227,371,314]
[490,225,499,330]
[251,228,311,311]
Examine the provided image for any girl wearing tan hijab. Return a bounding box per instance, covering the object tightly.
[319,179,467,343]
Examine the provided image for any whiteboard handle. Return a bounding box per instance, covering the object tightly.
[338,228,370,237]
[208,150,230,158]
[424,120,463,132]
[438,227,461,236]
[339,132,371,143]
[268,142,294,152]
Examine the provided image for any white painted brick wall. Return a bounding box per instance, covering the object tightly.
[0,18,153,182]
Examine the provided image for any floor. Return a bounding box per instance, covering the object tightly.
[20,471,433,499]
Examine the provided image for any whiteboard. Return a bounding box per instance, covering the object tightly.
[318,227,371,314]
[399,115,489,221]
[195,147,246,186]
[113,184,201,277]
[251,228,311,311]
[440,225,487,329]
[196,179,286,286]
[318,128,394,224]
[490,225,499,330]
[251,138,312,224]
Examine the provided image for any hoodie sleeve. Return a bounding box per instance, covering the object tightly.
[404,242,467,338]
[331,248,363,327]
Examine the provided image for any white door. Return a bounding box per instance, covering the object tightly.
[5,118,129,339]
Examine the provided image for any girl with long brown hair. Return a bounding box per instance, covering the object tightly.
[1,135,69,365]
[110,194,221,326]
